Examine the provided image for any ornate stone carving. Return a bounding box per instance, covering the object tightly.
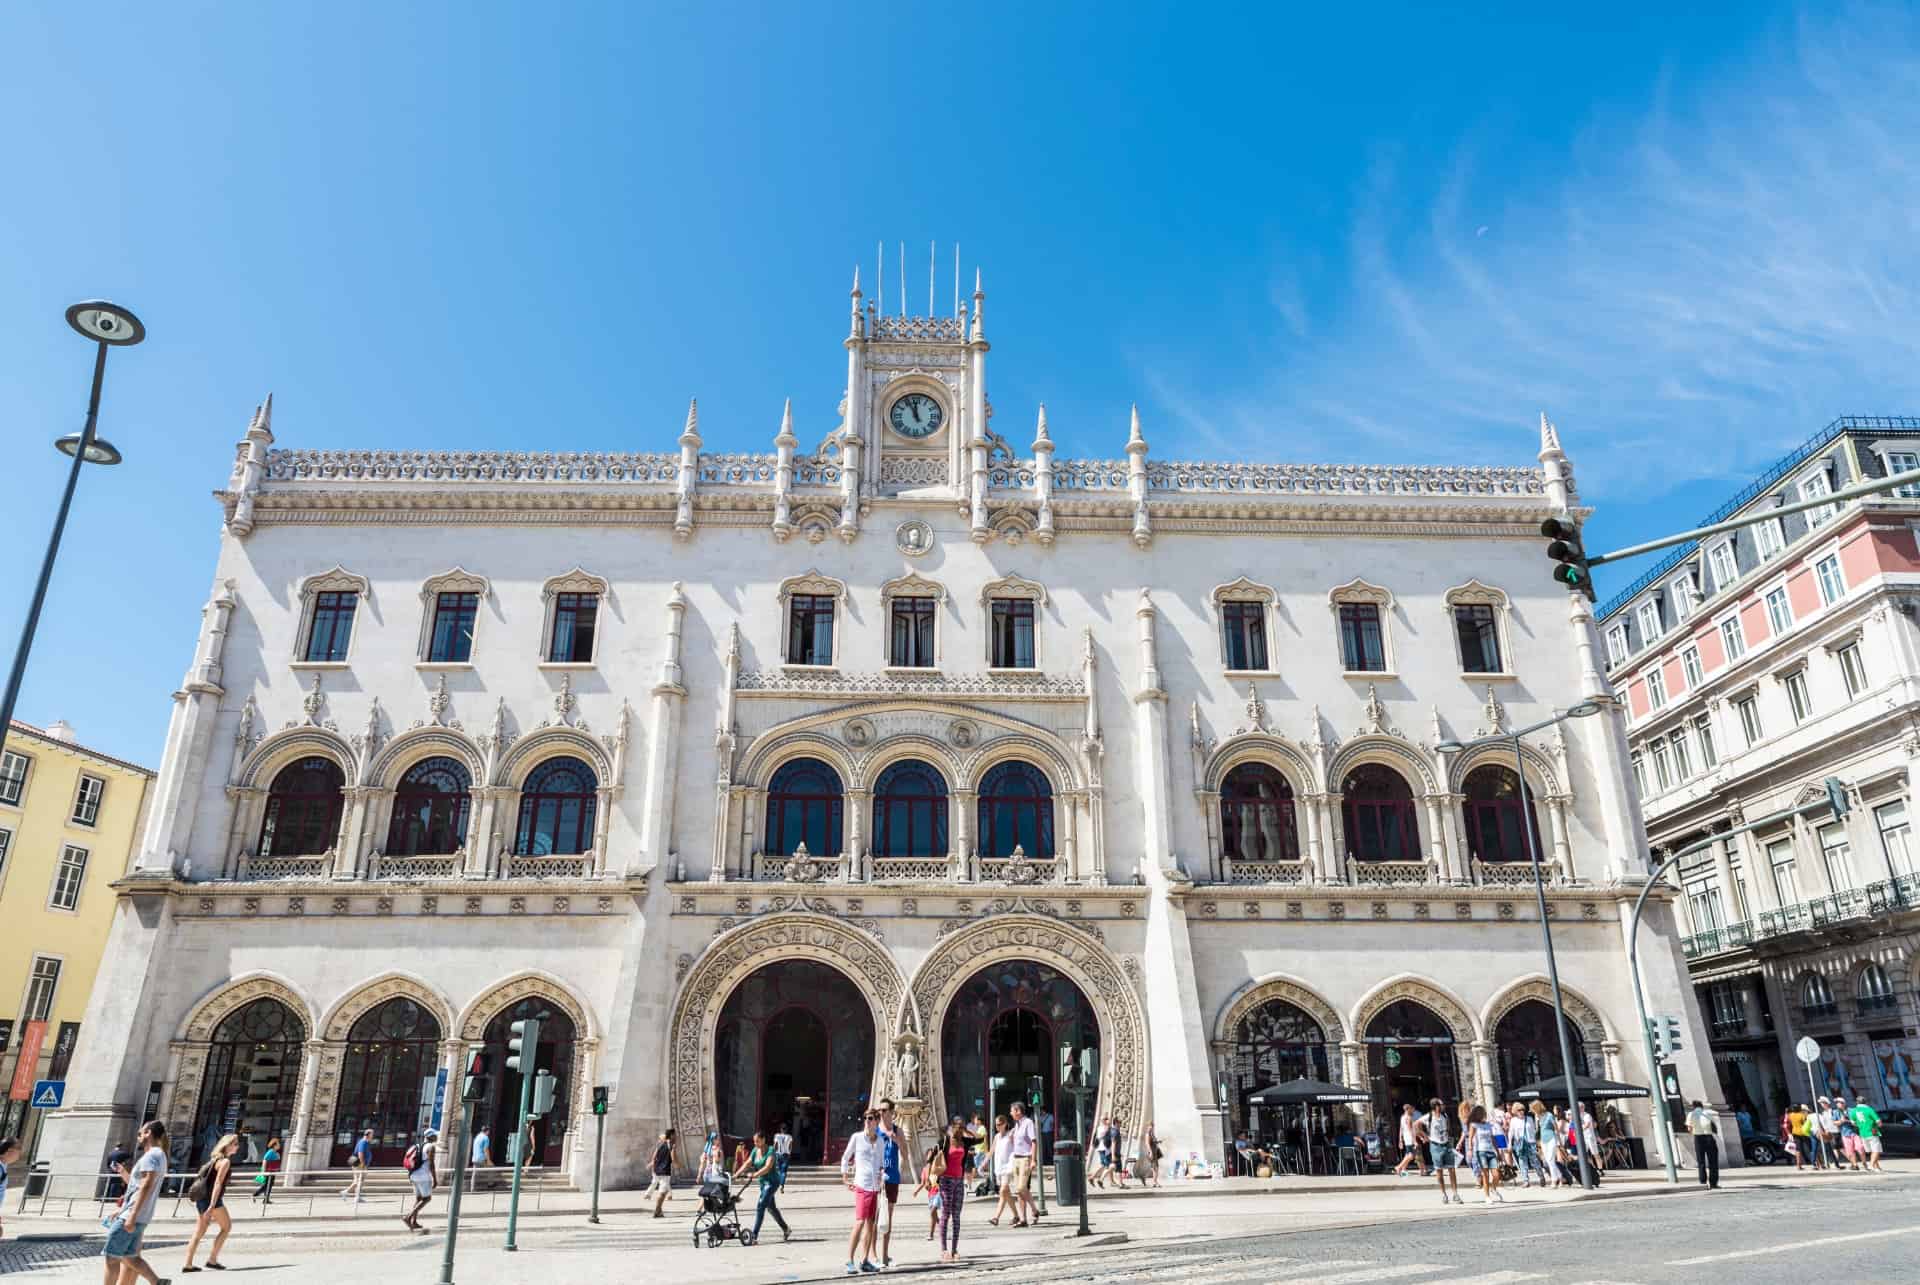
[1413,902,1431,919]
[302,673,326,725]
[1286,901,1303,918]
[465,896,482,913]
[1455,902,1473,919]
[842,717,876,747]
[287,897,305,916]
[1371,901,1389,919]
[894,519,934,556]
[737,670,1084,699]
[1329,901,1346,919]
[1497,901,1515,919]
[901,898,918,915]
[947,718,980,748]
[422,896,438,914]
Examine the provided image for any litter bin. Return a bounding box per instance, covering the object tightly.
[1053,1140,1083,1207]
[25,1161,51,1198]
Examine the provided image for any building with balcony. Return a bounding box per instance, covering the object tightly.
[43,270,1718,1187]
[1602,416,1920,1122]
[0,720,153,1155]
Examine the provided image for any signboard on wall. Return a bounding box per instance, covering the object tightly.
[47,1022,81,1080]
[8,1021,47,1101]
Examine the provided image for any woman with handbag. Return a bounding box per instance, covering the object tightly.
[181,1133,238,1272]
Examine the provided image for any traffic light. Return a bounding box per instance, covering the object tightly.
[507,1017,542,1075]
[591,1085,609,1117]
[1061,1045,1078,1087]
[463,1051,491,1103]
[1825,777,1851,819]
[531,1070,556,1116]
[1541,517,1595,600]
[1663,1016,1683,1056]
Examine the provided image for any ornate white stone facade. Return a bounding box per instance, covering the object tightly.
[43,281,1723,1186]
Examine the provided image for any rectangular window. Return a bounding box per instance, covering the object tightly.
[1708,981,1745,1031]
[1814,555,1845,606]
[1755,517,1786,561]
[1801,470,1836,528]
[1637,599,1664,644]
[1708,540,1738,591]
[547,592,598,663]
[1719,615,1746,663]
[1671,577,1698,621]
[48,845,88,911]
[303,591,357,662]
[1650,740,1673,790]
[1818,822,1853,890]
[22,956,60,1022]
[1606,626,1628,666]
[1453,604,1502,674]
[1646,668,1668,710]
[1669,731,1693,781]
[1764,586,1792,636]
[1877,801,1915,878]
[1768,839,1800,904]
[427,592,479,663]
[1694,715,1718,769]
[889,597,937,668]
[70,775,104,828]
[1783,669,1811,724]
[1885,450,1920,498]
[1222,601,1269,671]
[1630,753,1647,797]
[1685,878,1724,931]
[1735,695,1763,747]
[1681,645,1703,689]
[1337,603,1387,672]
[1838,643,1869,699]
[787,593,836,666]
[0,826,10,886]
[0,751,27,807]
[990,599,1037,669]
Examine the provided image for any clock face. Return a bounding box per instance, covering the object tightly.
[888,393,944,439]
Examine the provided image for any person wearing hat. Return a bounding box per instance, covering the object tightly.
[402,1129,439,1232]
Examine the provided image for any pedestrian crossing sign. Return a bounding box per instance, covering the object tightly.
[31,1080,64,1109]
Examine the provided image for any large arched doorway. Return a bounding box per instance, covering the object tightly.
[714,961,875,1166]
[941,961,1099,1155]
[188,998,306,1167]
[476,998,576,1167]
[1225,999,1329,1145]
[330,998,443,1165]
[1494,999,1589,1098]
[1365,999,1460,1122]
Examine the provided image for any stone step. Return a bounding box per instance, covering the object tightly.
[288,1166,575,1193]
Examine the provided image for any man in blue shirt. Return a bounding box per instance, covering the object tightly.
[877,1098,907,1270]
[342,1128,376,1204]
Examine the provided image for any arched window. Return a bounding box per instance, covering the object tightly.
[1799,973,1837,1017]
[1858,963,1899,1014]
[258,757,346,857]
[764,758,844,856]
[871,759,949,859]
[515,756,598,856]
[977,761,1054,859]
[189,998,306,1166]
[1461,764,1544,864]
[1220,763,1299,862]
[1342,763,1420,862]
[385,756,472,856]
[330,998,442,1166]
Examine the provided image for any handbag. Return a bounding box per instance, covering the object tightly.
[1497,1162,1517,1182]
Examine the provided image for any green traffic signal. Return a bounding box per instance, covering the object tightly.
[1541,517,1595,600]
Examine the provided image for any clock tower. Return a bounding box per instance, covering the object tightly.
[840,264,994,533]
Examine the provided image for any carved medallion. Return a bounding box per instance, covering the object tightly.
[896,519,934,557]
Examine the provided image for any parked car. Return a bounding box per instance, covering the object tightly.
[1738,1118,1782,1165]
[1876,1108,1920,1157]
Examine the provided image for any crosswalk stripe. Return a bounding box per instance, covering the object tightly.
[1407,1272,1546,1285]
[1301,1265,1451,1285]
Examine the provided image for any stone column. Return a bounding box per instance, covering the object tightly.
[436,1038,468,1169]
[846,788,868,876]
[709,782,734,883]
[336,787,372,878]
[468,788,500,877]
[1439,793,1470,884]
[1733,826,1778,912]
[1062,793,1081,883]
[1422,794,1449,880]
[738,786,762,879]
[1323,794,1348,880]
[1340,1040,1363,1091]
[953,789,976,878]
[1300,794,1325,883]
[638,584,689,875]
[1085,788,1108,885]
[489,789,521,876]
[285,1039,326,1176]
[1795,815,1836,897]
[1545,797,1574,876]
[1712,837,1741,925]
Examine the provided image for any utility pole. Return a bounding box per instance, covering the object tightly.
[588,1085,609,1224]
[440,1053,488,1285]
[504,1015,543,1251]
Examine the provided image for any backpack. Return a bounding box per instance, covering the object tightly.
[402,1145,421,1173]
[186,1159,218,1204]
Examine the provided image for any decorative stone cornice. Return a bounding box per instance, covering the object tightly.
[736,670,1085,700]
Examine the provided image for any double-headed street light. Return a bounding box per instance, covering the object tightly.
[0,301,144,761]
[1438,699,1603,1188]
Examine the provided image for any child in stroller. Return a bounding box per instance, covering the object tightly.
[692,1171,754,1247]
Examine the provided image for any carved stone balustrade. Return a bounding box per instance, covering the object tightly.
[1346,858,1440,886]
[1471,858,1564,888]
[869,857,953,883]
[234,852,333,881]
[504,856,592,879]
[371,852,462,881]
[1223,858,1313,885]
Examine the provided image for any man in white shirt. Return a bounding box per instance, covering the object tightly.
[1685,1099,1720,1189]
[1412,1097,1461,1206]
[1008,1102,1040,1225]
[102,1118,169,1285]
[772,1122,794,1191]
[839,1109,884,1275]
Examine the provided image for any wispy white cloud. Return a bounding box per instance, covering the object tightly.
[1146,5,1920,499]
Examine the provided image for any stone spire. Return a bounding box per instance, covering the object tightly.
[1538,410,1577,510]
[771,397,796,541]
[969,268,985,341]
[1033,404,1056,545]
[675,398,701,541]
[849,265,865,338]
[1126,405,1152,549]
[228,395,276,538]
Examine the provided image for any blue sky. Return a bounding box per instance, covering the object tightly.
[4,2,1919,766]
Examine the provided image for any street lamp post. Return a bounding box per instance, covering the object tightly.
[0,302,142,761]
[1438,701,1603,1190]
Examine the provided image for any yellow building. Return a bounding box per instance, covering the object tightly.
[0,720,152,1154]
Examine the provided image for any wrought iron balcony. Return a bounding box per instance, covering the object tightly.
[1857,992,1902,1018]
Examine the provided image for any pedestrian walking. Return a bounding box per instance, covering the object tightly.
[1105,1115,1129,1187]
[468,1124,493,1187]
[1847,1098,1885,1173]
[0,1136,18,1240]
[911,1146,942,1242]
[1787,1103,1811,1169]
[1544,1105,1570,1187]
[1142,1120,1163,1187]
[1510,1103,1540,1187]
[103,1141,131,1202]
[1489,1103,1511,1172]
[1414,1098,1461,1206]
[1685,1100,1720,1189]
[1809,1099,1833,1170]
[772,1121,794,1191]
[876,1098,909,1268]
[342,1128,375,1203]
[733,1130,791,1244]
[1007,1101,1040,1226]
[401,1129,437,1232]
[1825,1097,1856,1170]
[1466,1106,1504,1205]
[249,1137,281,1204]
[839,1107,885,1276]
[1391,1105,1424,1177]
[986,1116,1018,1225]
[181,1132,238,1272]
[102,1119,169,1285]
[647,1128,676,1217]
[1833,1096,1863,1170]
[937,1121,973,1263]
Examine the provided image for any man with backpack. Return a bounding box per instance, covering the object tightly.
[1413,1098,1461,1206]
[402,1129,438,1232]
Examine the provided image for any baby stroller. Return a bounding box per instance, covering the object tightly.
[692,1175,754,1247]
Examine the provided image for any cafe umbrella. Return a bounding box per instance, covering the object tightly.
[1508,1073,1650,1102]
[1246,1077,1373,1172]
